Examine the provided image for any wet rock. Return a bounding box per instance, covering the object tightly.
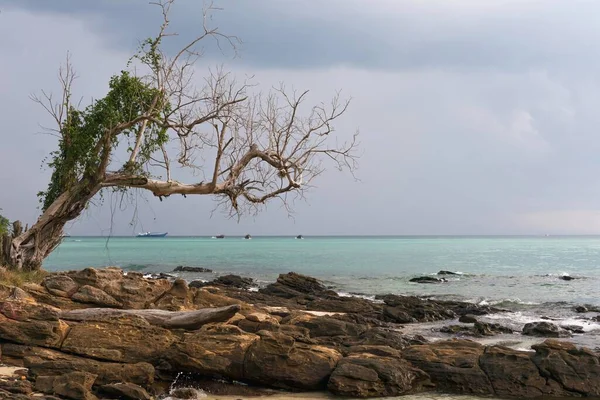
[522,321,571,338]
[260,272,336,298]
[328,352,430,397]
[100,383,151,400]
[440,322,513,337]
[575,305,588,313]
[35,371,98,400]
[409,276,446,283]
[173,266,213,273]
[381,295,456,323]
[42,275,79,298]
[244,330,342,389]
[459,314,478,323]
[214,275,254,289]
[559,275,575,281]
[437,270,458,275]
[169,387,204,399]
[72,285,123,308]
[562,325,585,334]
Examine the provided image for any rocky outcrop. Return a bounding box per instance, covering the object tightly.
[409,276,446,283]
[1,268,599,399]
[522,321,572,338]
[173,266,212,273]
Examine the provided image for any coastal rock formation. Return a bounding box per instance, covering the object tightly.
[1,268,599,399]
[173,266,212,273]
[522,321,572,338]
[409,276,447,283]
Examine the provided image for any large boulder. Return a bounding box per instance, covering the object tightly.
[522,322,571,338]
[170,324,259,380]
[35,371,98,400]
[42,275,79,298]
[99,383,152,400]
[285,313,367,338]
[1,344,155,387]
[531,340,600,396]
[260,272,336,299]
[403,340,493,395]
[0,300,69,348]
[244,330,342,389]
[479,345,567,397]
[71,285,122,308]
[61,317,178,363]
[328,353,430,397]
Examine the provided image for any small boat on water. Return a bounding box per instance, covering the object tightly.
[244,234,252,240]
[296,235,304,239]
[215,234,225,239]
[136,232,168,238]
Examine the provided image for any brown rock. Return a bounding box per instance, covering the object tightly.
[71,285,123,308]
[61,318,177,363]
[100,382,151,400]
[0,301,69,348]
[35,371,98,400]
[328,352,430,397]
[170,324,259,380]
[154,279,192,311]
[244,330,342,389]
[479,345,566,397]
[0,378,32,394]
[237,313,280,333]
[260,272,335,298]
[403,340,493,395]
[42,275,79,298]
[286,313,367,338]
[531,340,600,396]
[1,344,154,387]
[522,321,571,338]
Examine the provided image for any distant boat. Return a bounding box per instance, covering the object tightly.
[215,234,225,239]
[296,235,304,239]
[244,234,252,240]
[136,232,168,238]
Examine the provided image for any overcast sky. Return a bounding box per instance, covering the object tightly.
[2,0,600,235]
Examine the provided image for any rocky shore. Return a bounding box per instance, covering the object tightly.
[0,267,599,399]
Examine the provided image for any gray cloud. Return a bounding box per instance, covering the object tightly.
[2,0,600,73]
[3,3,600,235]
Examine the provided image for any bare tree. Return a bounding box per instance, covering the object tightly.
[5,0,358,271]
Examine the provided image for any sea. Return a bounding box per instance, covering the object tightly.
[45,236,600,399]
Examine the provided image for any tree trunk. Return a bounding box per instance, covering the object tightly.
[6,184,101,271]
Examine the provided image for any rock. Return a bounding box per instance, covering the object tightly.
[42,275,79,298]
[459,314,477,323]
[285,313,367,338]
[479,345,567,397]
[441,322,513,337]
[403,340,493,395]
[531,340,600,396]
[214,275,254,289]
[328,352,430,397]
[66,268,172,309]
[559,275,575,281]
[71,285,123,308]
[260,272,336,298]
[173,266,213,273]
[523,321,571,338]
[409,276,446,283]
[154,279,192,311]
[61,317,178,363]
[349,328,425,350]
[35,371,98,400]
[170,324,259,380]
[0,300,69,348]
[237,313,280,333]
[2,344,155,387]
[244,330,342,389]
[0,378,32,395]
[169,387,205,399]
[437,270,458,275]
[381,295,456,323]
[562,325,585,334]
[100,383,151,400]
[575,305,588,313]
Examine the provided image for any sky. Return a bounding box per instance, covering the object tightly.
[2,0,600,235]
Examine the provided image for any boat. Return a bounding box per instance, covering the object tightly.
[215,234,225,239]
[244,234,252,240]
[136,232,168,238]
[296,235,304,239]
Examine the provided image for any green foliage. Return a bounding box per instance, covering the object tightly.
[38,70,170,211]
[0,212,9,235]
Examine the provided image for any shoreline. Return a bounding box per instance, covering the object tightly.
[1,267,599,399]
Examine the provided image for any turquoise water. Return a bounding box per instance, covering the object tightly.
[45,236,600,307]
